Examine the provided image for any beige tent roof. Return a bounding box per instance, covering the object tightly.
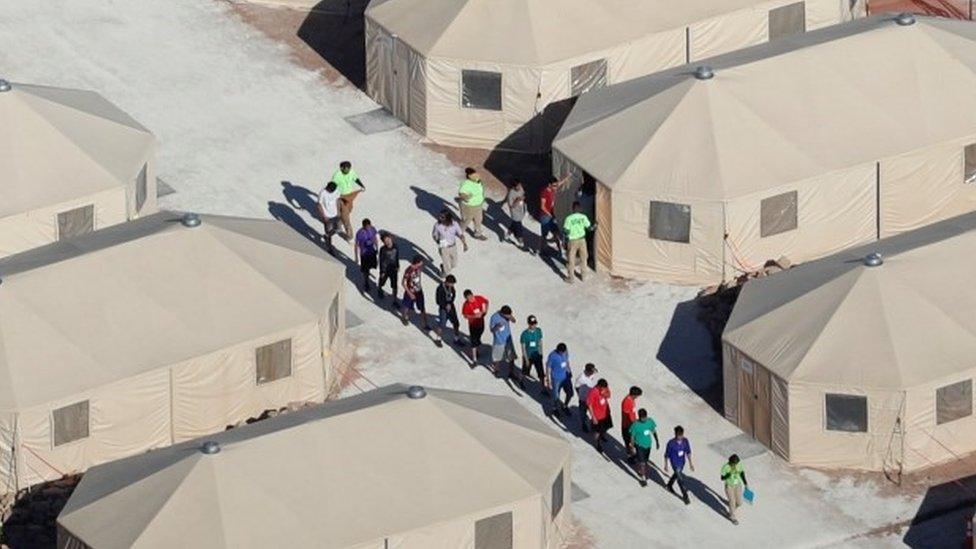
[723,211,976,388]
[367,0,795,65]
[0,82,155,217]
[554,15,976,200]
[0,212,343,411]
[58,385,570,549]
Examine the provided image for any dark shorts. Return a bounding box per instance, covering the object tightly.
[468,323,485,347]
[622,423,633,445]
[360,251,378,270]
[593,417,613,433]
[509,220,524,239]
[402,291,425,312]
[635,445,651,464]
[323,216,340,236]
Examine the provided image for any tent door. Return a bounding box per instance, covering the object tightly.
[737,359,755,438]
[391,36,411,126]
[754,366,772,447]
[738,357,772,446]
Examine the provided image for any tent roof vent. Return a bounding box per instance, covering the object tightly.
[693,66,714,80]
[0,80,11,92]
[407,385,427,399]
[180,213,202,228]
[200,441,220,455]
[895,13,916,26]
[863,252,883,267]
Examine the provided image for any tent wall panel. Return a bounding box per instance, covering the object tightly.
[688,5,769,62]
[408,52,428,135]
[608,29,686,84]
[15,368,171,489]
[595,183,613,272]
[880,137,976,238]
[0,412,16,494]
[388,517,474,549]
[725,165,876,271]
[723,344,740,424]
[365,20,393,114]
[124,153,159,219]
[170,321,325,442]
[902,373,976,472]
[807,0,859,30]
[770,373,790,460]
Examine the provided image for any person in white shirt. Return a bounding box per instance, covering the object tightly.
[575,363,599,433]
[431,209,468,276]
[317,181,341,254]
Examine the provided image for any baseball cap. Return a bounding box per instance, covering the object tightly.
[527,315,537,324]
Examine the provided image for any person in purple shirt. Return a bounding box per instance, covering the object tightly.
[663,425,695,505]
[354,218,379,292]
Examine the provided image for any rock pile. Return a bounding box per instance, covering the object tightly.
[0,475,80,549]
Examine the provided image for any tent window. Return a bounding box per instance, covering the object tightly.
[551,470,564,519]
[256,339,292,385]
[57,205,95,241]
[760,191,798,237]
[769,2,806,41]
[825,394,867,433]
[475,512,513,549]
[965,144,976,184]
[571,59,608,97]
[461,70,502,111]
[136,163,148,212]
[53,400,90,447]
[328,293,340,345]
[648,201,691,243]
[937,380,973,425]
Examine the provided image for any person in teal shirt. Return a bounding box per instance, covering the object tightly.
[563,201,593,284]
[457,167,487,240]
[519,315,544,381]
[628,409,660,487]
[331,161,366,238]
[721,454,749,524]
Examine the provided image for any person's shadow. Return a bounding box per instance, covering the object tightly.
[282,181,319,217]
[683,475,734,521]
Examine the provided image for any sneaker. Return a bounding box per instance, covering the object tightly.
[400,316,409,326]
[473,233,488,241]
[683,496,691,505]
[731,518,739,525]
[639,479,647,488]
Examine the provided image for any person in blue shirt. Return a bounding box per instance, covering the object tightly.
[489,305,520,386]
[545,343,573,416]
[664,425,695,505]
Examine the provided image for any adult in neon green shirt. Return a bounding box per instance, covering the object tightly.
[330,161,366,238]
[456,167,487,240]
[721,454,749,524]
[563,200,593,284]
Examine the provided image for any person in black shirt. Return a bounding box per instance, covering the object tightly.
[434,275,460,347]
[377,232,400,304]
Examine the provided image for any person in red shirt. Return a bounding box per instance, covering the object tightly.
[621,386,643,462]
[538,176,569,256]
[586,378,612,454]
[461,289,489,365]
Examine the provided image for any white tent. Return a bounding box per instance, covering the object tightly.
[57,385,572,549]
[365,0,862,151]
[0,212,345,493]
[0,80,157,258]
[553,14,976,285]
[723,211,976,472]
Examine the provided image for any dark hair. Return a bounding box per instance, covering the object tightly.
[445,275,456,284]
[325,181,337,193]
[410,254,424,265]
[729,454,740,464]
[512,178,522,186]
[340,161,352,169]
[463,289,473,298]
[439,208,453,220]
[674,426,684,436]
[596,378,608,388]
[584,363,596,375]
[556,343,567,353]
[629,386,643,397]
[572,200,582,210]
[638,408,647,419]
[500,305,512,315]
[465,167,476,176]
[361,218,372,227]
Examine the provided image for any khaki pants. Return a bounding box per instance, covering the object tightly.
[567,238,588,283]
[725,483,743,521]
[460,203,484,236]
[439,244,459,275]
[339,191,362,236]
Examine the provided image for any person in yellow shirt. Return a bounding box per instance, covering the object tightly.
[562,201,593,284]
[331,161,366,239]
[456,167,487,240]
[720,454,749,525]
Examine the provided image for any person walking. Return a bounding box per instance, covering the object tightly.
[664,426,695,505]
[628,409,660,487]
[399,255,429,331]
[574,363,598,433]
[431,209,467,276]
[621,386,643,462]
[434,275,460,346]
[457,167,487,240]
[354,218,379,292]
[538,176,569,256]
[317,181,341,254]
[563,201,594,284]
[489,305,519,383]
[506,180,528,250]
[461,290,489,364]
[377,232,400,303]
[519,315,545,382]
[586,379,612,454]
[545,343,573,416]
[332,161,366,238]
[721,454,749,525]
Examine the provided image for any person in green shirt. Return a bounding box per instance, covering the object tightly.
[456,167,487,240]
[721,454,749,524]
[519,315,545,381]
[331,161,366,238]
[563,200,593,284]
[627,409,660,487]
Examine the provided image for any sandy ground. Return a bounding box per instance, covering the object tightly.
[0,1,971,547]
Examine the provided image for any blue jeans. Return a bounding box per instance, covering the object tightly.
[551,377,573,409]
[540,215,560,249]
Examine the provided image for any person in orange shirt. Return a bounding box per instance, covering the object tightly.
[586,379,612,454]
[621,386,643,462]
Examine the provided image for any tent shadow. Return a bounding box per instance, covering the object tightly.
[656,299,724,414]
[903,475,976,548]
[298,0,368,90]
